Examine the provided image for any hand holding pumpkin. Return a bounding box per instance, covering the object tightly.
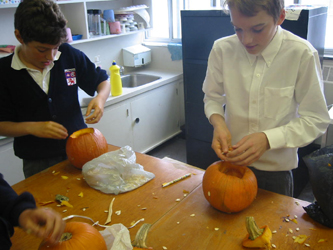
[224,132,270,166]
[27,121,68,140]
[210,114,233,160]
[85,97,104,124]
[19,207,66,244]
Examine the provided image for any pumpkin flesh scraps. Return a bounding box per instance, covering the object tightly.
[202,161,258,213]
[294,235,308,244]
[242,217,272,249]
[132,223,153,249]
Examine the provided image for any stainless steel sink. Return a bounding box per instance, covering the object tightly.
[121,74,161,88]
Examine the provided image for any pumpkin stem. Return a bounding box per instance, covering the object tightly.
[60,232,73,242]
[132,223,152,248]
[245,217,264,240]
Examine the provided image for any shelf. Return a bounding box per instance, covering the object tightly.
[57,0,114,4]
[0,0,115,9]
[0,3,18,8]
[0,0,151,46]
[70,29,146,45]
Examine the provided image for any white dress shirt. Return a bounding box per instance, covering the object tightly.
[11,45,61,94]
[203,26,330,171]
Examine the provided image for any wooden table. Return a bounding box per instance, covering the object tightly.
[11,145,332,249]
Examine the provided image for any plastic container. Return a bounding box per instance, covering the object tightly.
[93,9,102,36]
[110,61,122,96]
[88,9,106,37]
[87,9,95,37]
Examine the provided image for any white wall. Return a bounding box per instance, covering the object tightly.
[72,32,144,74]
[71,36,184,75]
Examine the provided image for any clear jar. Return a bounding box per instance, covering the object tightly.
[87,9,95,37]
[93,9,102,36]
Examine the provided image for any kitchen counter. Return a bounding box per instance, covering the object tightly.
[79,68,183,110]
[10,145,333,249]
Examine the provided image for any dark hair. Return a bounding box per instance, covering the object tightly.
[14,0,68,45]
[223,0,284,23]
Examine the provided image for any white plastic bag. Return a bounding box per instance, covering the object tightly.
[82,146,155,194]
[99,223,133,250]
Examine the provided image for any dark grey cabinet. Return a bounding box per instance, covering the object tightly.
[282,6,328,65]
[181,10,234,169]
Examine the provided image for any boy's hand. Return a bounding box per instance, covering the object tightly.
[28,121,68,139]
[85,96,105,124]
[85,80,110,124]
[19,207,66,245]
[225,132,270,166]
[212,125,232,160]
[210,114,232,160]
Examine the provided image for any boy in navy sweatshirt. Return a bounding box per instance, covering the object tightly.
[0,0,111,178]
[0,173,65,249]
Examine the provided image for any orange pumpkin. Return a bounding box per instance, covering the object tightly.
[39,222,107,250]
[66,128,108,169]
[202,160,258,213]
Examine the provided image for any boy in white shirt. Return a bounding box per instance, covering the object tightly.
[203,0,330,196]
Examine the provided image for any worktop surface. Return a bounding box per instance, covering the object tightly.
[10,146,332,249]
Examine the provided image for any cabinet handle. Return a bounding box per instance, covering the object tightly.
[135,118,140,123]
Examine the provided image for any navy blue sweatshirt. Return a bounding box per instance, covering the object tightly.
[0,43,108,160]
[0,173,36,249]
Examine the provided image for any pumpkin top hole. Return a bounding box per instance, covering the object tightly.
[70,128,95,138]
[219,165,246,179]
[60,232,72,242]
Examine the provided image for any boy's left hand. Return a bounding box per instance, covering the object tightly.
[19,207,66,244]
[226,132,270,166]
[85,96,105,124]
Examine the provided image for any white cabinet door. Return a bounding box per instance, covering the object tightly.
[0,140,24,185]
[89,101,132,148]
[130,81,181,153]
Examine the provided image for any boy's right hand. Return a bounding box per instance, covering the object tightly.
[210,114,232,160]
[28,121,68,139]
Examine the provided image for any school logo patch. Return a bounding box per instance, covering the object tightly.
[64,68,77,86]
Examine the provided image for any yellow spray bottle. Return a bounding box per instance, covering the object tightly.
[110,60,122,96]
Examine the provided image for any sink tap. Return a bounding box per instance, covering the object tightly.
[119,66,125,76]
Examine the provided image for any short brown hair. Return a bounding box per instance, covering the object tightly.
[223,0,284,23]
[14,0,68,45]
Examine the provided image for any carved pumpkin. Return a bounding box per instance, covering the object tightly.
[38,222,107,250]
[66,128,108,169]
[202,160,258,213]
